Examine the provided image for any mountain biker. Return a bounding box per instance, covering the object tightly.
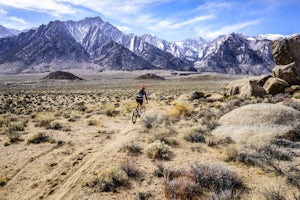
[136,85,148,116]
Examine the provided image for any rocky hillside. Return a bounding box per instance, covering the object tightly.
[43,71,83,80]
[0,16,294,74]
[0,25,20,38]
[0,17,191,74]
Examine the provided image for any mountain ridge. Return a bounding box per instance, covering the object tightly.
[0,17,297,74]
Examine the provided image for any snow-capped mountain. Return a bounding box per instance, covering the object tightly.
[0,17,191,73]
[194,33,274,75]
[0,16,296,74]
[0,25,20,38]
[140,34,206,62]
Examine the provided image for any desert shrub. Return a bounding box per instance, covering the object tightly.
[207,137,235,147]
[0,177,6,186]
[164,176,199,200]
[142,113,160,129]
[88,119,99,126]
[27,132,56,144]
[190,163,243,192]
[136,191,153,200]
[153,162,165,178]
[209,189,242,200]
[260,184,287,200]
[184,132,206,143]
[92,166,129,192]
[49,121,63,130]
[8,121,26,132]
[120,143,142,155]
[168,100,193,118]
[145,140,172,160]
[224,144,239,162]
[6,132,23,144]
[258,145,292,161]
[104,103,119,117]
[120,159,139,178]
[74,102,87,112]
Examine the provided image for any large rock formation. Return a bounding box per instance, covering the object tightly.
[271,35,300,85]
[212,103,300,147]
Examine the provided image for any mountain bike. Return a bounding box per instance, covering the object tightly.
[132,104,146,124]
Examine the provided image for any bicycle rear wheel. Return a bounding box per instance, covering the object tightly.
[132,108,138,124]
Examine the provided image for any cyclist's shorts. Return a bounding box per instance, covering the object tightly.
[136,98,143,105]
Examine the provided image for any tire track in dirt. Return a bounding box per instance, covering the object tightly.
[5,146,57,184]
[47,124,138,200]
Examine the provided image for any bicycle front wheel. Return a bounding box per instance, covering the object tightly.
[132,109,138,124]
[140,106,146,117]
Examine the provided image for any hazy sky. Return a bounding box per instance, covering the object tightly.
[0,0,299,41]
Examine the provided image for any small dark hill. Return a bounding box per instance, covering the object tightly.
[137,73,165,80]
[43,71,83,80]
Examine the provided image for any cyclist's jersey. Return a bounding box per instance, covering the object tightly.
[136,89,146,100]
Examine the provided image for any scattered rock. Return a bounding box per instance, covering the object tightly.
[212,103,300,147]
[43,71,83,80]
[284,85,300,94]
[188,91,204,100]
[263,77,289,95]
[206,93,224,102]
[136,73,165,80]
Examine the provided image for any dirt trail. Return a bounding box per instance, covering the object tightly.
[48,123,138,200]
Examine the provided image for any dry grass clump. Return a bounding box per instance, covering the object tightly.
[167,100,193,118]
[87,166,129,192]
[145,140,172,160]
[34,112,55,128]
[27,132,56,144]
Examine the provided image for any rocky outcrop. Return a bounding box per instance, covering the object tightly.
[271,35,300,85]
[225,35,300,98]
[43,71,83,80]
[263,77,289,95]
[212,103,300,147]
[224,77,267,98]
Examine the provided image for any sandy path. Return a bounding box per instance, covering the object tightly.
[47,121,138,200]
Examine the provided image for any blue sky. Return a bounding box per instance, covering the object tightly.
[0,0,299,41]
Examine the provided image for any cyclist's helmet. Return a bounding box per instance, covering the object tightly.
[141,85,145,89]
